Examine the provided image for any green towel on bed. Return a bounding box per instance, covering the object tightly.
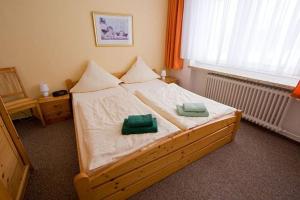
[122,118,158,135]
[183,103,206,112]
[127,114,153,127]
[176,105,209,117]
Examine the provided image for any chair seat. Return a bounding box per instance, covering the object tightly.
[5,98,37,113]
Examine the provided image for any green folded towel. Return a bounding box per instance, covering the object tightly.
[122,118,158,135]
[128,114,153,127]
[176,105,209,117]
[183,103,206,112]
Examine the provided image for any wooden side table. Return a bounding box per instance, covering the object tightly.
[160,76,178,84]
[38,94,72,125]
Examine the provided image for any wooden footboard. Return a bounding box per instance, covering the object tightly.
[74,111,242,200]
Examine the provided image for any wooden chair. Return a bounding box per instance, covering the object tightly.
[0,67,45,126]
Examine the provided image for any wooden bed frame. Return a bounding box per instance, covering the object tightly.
[66,73,242,200]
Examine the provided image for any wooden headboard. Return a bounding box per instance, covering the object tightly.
[65,69,157,91]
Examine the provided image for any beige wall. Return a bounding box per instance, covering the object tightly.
[0,0,168,97]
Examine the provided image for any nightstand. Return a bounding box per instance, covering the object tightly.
[160,76,178,84]
[38,94,72,125]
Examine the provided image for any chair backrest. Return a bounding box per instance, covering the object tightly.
[0,67,27,102]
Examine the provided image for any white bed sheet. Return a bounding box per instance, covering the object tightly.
[120,79,167,94]
[72,86,179,172]
[135,83,236,130]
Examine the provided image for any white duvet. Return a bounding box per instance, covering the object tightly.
[121,79,167,94]
[136,84,236,130]
[74,87,179,171]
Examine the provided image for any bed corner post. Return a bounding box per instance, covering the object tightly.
[232,110,242,140]
[74,173,93,200]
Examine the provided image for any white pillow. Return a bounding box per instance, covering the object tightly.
[120,56,160,83]
[70,60,121,93]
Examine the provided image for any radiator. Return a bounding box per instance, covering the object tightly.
[205,73,291,133]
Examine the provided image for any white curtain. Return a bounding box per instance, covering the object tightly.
[181,0,300,77]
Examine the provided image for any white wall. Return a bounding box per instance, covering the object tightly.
[169,64,208,96]
[281,99,300,136]
[170,65,300,141]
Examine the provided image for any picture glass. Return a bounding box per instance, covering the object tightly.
[93,13,133,46]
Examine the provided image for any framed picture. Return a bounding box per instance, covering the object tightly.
[92,12,133,47]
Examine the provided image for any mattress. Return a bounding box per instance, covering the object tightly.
[72,86,179,172]
[135,83,236,130]
[120,79,167,94]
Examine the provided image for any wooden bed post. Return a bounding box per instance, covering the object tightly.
[232,110,242,140]
[74,173,93,200]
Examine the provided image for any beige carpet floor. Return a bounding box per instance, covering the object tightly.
[15,118,300,200]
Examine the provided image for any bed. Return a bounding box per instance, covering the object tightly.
[66,74,242,200]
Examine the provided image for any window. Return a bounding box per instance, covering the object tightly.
[181,0,300,78]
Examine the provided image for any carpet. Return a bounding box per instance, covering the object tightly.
[15,118,300,200]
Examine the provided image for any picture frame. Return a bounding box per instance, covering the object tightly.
[92,12,133,47]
